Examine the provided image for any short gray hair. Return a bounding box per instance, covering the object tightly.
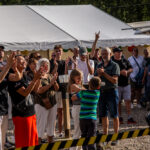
[36,58,50,73]
[101,47,111,54]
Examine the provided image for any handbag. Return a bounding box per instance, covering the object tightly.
[40,90,56,109]
[36,75,57,109]
[132,56,144,88]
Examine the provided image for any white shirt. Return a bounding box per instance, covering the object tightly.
[76,59,94,83]
[128,55,144,81]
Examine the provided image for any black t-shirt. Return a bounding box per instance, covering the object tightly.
[145,57,150,67]
[112,56,132,87]
[0,78,9,116]
[50,59,65,75]
[8,74,35,117]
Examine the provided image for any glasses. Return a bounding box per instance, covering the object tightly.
[52,55,56,57]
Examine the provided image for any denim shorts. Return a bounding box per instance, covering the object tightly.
[99,88,119,118]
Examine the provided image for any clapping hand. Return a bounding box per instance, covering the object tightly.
[51,74,58,85]
[7,52,16,67]
[97,67,104,76]
[53,56,58,67]
[65,57,70,65]
[120,69,128,77]
[34,68,43,80]
[86,54,89,63]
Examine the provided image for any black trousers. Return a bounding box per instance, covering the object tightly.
[80,119,97,150]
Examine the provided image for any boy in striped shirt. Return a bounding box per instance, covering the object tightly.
[72,77,101,150]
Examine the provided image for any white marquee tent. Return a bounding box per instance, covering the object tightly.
[0,5,150,50]
[0,6,77,50]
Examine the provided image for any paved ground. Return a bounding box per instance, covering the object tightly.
[6,101,150,150]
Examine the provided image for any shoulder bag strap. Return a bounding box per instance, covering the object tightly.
[132,56,141,70]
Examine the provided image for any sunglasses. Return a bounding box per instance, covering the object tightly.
[52,55,56,57]
[56,50,61,53]
[36,56,41,59]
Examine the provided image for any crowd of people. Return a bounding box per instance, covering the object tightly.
[0,32,150,150]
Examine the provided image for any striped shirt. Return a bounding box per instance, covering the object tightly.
[77,90,100,120]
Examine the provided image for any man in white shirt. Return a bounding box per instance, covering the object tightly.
[128,47,144,108]
[76,47,94,85]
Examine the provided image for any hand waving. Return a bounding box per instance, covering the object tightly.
[95,31,100,41]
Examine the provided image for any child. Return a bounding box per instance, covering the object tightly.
[67,69,85,150]
[72,77,101,150]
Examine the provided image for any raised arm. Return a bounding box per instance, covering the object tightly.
[16,70,41,97]
[86,55,94,75]
[8,61,22,82]
[51,59,58,75]
[0,52,15,83]
[90,31,100,58]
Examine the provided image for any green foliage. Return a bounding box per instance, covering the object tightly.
[0,0,150,22]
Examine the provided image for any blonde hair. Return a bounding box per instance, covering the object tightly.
[67,69,83,93]
[36,58,50,73]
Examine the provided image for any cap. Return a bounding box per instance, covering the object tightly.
[0,45,5,51]
[79,47,87,56]
[113,47,122,53]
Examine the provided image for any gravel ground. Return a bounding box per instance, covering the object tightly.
[6,102,150,150]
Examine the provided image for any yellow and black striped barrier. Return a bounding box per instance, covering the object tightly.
[9,128,150,150]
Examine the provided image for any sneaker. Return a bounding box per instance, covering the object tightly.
[7,136,15,145]
[4,142,14,149]
[127,117,137,124]
[111,140,118,146]
[131,103,134,109]
[41,139,47,143]
[58,133,63,138]
[119,117,123,124]
[137,104,141,108]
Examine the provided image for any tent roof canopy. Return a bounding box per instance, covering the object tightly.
[0,5,150,50]
[0,5,77,50]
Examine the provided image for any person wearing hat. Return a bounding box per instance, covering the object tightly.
[75,46,94,85]
[111,47,136,125]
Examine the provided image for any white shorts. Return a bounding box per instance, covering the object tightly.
[118,85,131,101]
[35,104,57,138]
[55,92,63,108]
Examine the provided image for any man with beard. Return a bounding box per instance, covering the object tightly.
[96,47,120,146]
